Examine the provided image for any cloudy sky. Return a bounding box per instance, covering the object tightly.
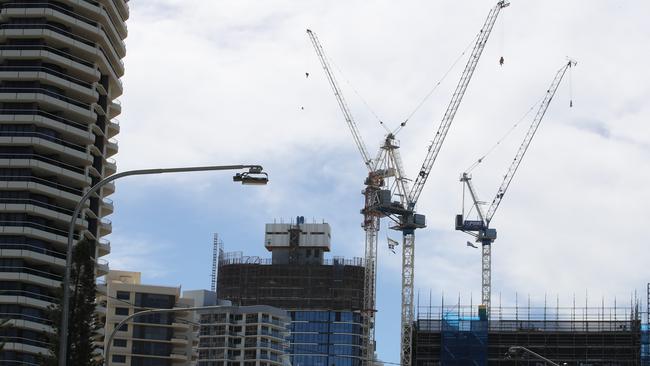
[107,0,650,362]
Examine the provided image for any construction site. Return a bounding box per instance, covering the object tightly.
[413,298,649,365]
[212,1,646,365]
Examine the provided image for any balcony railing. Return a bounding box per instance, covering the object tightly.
[0,65,93,89]
[0,87,91,109]
[0,197,75,215]
[0,131,87,153]
[0,153,85,174]
[0,175,83,195]
[0,45,94,68]
[0,23,95,47]
[0,242,66,260]
[0,264,63,281]
[0,108,90,132]
[0,3,98,28]
[0,219,79,238]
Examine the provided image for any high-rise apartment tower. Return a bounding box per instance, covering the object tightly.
[0,0,128,363]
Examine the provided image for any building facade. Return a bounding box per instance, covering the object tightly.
[413,302,643,365]
[217,217,367,366]
[184,290,291,366]
[0,0,128,363]
[100,270,197,366]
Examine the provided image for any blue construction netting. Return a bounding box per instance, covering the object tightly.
[440,314,488,366]
[642,324,650,366]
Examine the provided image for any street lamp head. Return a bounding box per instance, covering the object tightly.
[233,169,269,185]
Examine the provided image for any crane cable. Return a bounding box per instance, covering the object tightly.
[394,31,482,136]
[465,94,545,173]
[325,53,389,132]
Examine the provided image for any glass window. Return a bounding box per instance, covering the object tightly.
[112,354,126,363]
[113,338,127,347]
[115,307,129,316]
[116,291,130,300]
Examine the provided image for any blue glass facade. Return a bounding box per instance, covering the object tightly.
[288,310,364,366]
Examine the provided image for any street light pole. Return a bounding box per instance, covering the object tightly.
[507,346,561,366]
[104,305,229,365]
[58,164,267,366]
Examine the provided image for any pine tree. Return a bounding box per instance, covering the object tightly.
[43,240,102,366]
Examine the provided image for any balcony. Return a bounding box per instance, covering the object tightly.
[106,137,118,157]
[97,237,110,256]
[96,257,108,275]
[106,118,120,138]
[99,217,112,236]
[104,157,116,176]
[101,196,114,215]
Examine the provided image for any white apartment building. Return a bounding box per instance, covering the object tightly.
[101,270,198,366]
[184,290,290,366]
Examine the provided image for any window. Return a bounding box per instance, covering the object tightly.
[114,323,127,332]
[116,291,130,300]
[112,354,126,363]
[113,338,127,347]
[115,307,129,316]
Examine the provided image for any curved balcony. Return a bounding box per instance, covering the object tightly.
[105,137,118,157]
[99,217,111,236]
[0,131,88,154]
[101,196,114,215]
[0,65,93,90]
[96,257,108,275]
[0,153,86,176]
[0,175,83,197]
[104,157,116,176]
[97,237,110,256]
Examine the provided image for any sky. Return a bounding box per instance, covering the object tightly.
[106,0,650,363]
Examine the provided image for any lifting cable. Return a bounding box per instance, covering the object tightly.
[394,31,482,136]
[326,54,389,132]
[569,61,574,107]
[465,94,545,174]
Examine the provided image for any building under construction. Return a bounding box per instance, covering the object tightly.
[413,296,649,365]
[216,217,367,366]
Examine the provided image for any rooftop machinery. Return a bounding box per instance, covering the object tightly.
[456,60,577,315]
[308,2,508,365]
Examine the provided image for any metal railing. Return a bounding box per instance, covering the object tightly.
[0,65,93,89]
[0,45,94,68]
[0,108,90,131]
[0,131,87,152]
[0,242,67,260]
[0,197,75,215]
[0,153,85,174]
[0,87,91,109]
[0,175,83,195]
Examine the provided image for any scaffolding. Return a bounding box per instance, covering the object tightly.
[414,295,643,365]
[217,251,366,311]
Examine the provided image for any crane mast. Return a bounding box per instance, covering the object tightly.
[398,2,509,365]
[457,60,576,314]
[308,29,384,364]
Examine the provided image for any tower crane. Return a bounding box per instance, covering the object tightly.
[456,60,576,316]
[307,29,383,364]
[308,2,508,364]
